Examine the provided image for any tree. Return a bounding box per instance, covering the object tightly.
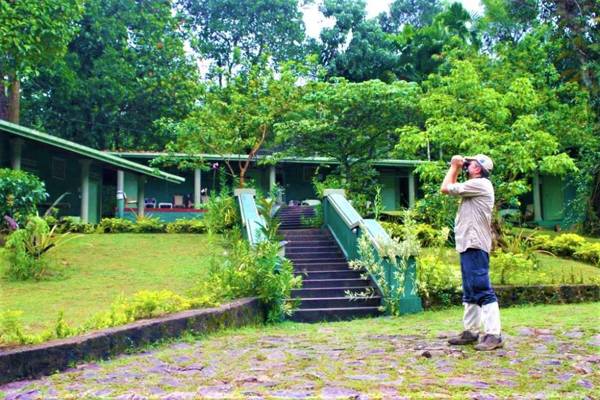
[21,0,200,150]
[393,52,593,229]
[178,0,307,85]
[171,60,301,187]
[277,78,421,192]
[0,0,83,123]
[379,0,443,32]
[317,1,478,83]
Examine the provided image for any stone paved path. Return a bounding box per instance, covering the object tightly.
[1,306,599,399]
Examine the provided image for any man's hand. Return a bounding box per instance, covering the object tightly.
[441,155,464,194]
[450,155,464,168]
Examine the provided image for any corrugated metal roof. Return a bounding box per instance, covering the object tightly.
[0,120,184,183]
[112,151,422,167]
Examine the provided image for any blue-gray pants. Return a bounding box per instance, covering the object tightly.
[460,248,498,306]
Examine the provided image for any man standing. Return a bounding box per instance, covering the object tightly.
[440,154,503,351]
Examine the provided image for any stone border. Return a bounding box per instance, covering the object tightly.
[0,297,263,385]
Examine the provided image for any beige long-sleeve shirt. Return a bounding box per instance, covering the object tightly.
[447,178,494,254]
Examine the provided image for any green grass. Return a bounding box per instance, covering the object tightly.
[422,247,600,285]
[0,233,226,333]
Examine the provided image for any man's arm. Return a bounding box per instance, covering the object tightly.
[440,155,464,194]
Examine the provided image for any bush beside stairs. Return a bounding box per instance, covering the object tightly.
[278,206,382,323]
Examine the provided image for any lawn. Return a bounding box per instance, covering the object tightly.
[0,234,227,334]
[1,303,598,398]
[422,247,600,285]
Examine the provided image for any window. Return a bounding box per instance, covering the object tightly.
[52,157,66,180]
[21,158,38,174]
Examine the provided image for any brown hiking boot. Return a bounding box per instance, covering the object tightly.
[448,330,479,345]
[474,334,504,351]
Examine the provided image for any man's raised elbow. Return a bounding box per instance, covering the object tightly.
[440,186,450,195]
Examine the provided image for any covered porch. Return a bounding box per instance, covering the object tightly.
[0,120,184,224]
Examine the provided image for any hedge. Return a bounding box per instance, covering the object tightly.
[422,284,600,309]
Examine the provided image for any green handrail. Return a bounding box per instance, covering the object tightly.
[323,191,423,315]
[237,192,267,246]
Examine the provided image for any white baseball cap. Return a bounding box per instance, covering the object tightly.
[465,154,493,172]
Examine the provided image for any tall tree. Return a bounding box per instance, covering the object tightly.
[317,1,478,82]
[379,0,442,32]
[0,0,83,123]
[21,0,200,150]
[171,60,301,187]
[178,0,307,85]
[277,78,421,189]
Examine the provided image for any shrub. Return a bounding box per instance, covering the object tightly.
[204,194,238,234]
[300,204,323,229]
[546,233,586,257]
[531,234,552,249]
[84,290,204,330]
[573,242,600,266]
[381,221,441,247]
[58,216,95,233]
[133,216,165,233]
[97,218,134,233]
[195,240,301,322]
[0,290,215,347]
[490,251,538,285]
[0,168,48,229]
[165,219,206,234]
[416,254,461,305]
[4,216,71,280]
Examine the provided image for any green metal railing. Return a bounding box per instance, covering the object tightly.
[323,191,423,315]
[237,192,267,246]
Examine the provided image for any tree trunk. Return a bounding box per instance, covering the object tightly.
[0,79,8,121]
[7,74,20,124]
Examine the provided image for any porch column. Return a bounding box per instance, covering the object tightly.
[80,160,91,223]
[116,169,125,218]
[408,171,416,208]
[10,138,23,170]
[194,168,202,208]
[269,165,276,191]
[137,175,145,218]
[533,173,542,222]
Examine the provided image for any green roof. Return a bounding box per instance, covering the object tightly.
[112,152,422,168]
[0,120,184,184]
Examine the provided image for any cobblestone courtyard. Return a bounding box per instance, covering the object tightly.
[1,303,598,399]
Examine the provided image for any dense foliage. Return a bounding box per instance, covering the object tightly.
[6,0,599,231]
[0,168,48,229]
[4,216,70,280]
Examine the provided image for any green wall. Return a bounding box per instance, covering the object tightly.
[280,163,318,203]
[0,136,8,168]
[18,141,103,223]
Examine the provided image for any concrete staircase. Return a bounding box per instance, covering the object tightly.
[278,206,382,323]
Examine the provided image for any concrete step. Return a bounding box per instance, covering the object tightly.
[289,307,381,323]
[280,229,327,235]
[287,252,344,260]
[285,249,344,260]
[288,257,349,264]
[293,296,382,309]
[285,239,336,246]
[301,278,371,289]
[293,264,350,272]
[294,270,362,280]
[291,287,371,298]
[286,246,341,254]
